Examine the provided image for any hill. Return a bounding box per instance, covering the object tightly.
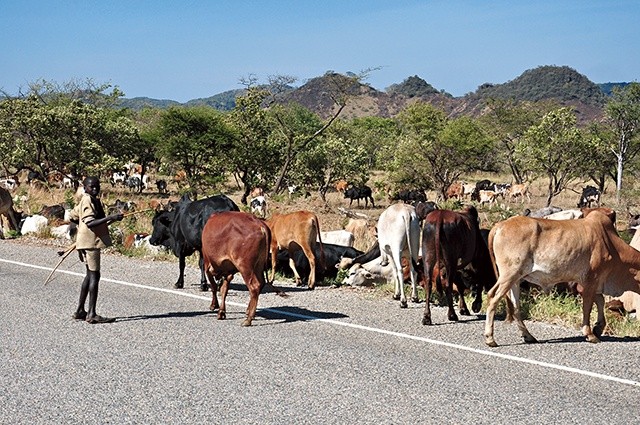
[117,65,621,122]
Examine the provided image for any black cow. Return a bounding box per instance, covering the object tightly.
[39,204,66,221]
[344,185,375,208]
[273,243,363,283]
[392,189,426,204]
[471,179,494,202]
[156,179,168,194]
[149,193,240,291]
[577,186,601,208]
[126,176,142,192]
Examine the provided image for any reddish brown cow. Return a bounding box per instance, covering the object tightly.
[202,211,278,326]
[445,182,464,200]
[421,206,496,325]
[335,180,348,193]
[266,210,326,289]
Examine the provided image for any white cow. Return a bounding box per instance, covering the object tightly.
[342,258,394,287]
[250,195,267,218]
[377,203,421,308]
[544,209,583,220]
[319,230,354,247]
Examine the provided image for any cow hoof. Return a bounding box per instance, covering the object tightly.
[217,312,226,320]
[392,294,400,301]
[448,313,459,322]
[459,308,470,316]
[471,300,482,313]
[174,282,184,289]
[523,335,538,344]
[586,334,601,343]
[400,300,408,308]
[241,319,252,327]
[200,283,209,292]
[593,323,604,338]
[485,337,498,348]
[411,296,420,303]
[422,317,432,326]
[307,285,315,291]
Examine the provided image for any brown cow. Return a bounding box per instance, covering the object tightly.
[0,187,20,234]
[335,180,348,193]
[445,182,463,200]
[421,206,496,325]
[201,211,279,326]
[485,211,640,347]
[506,183,530,203]
[266,210,326,289]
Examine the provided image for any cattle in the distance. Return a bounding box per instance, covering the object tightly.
[110,171,127,187]
[391,189,426,204]
[445,182,463,200]
[334,180,348,193]
[577,185,601,208]
[506,183,531,203]
[485,211,640,347]
[202,211,285,326]
[471,179,494,201]
[344,185,375,208]
[266,210,326,289]
[377,203,421,308]
[421,205,496,325]
[148,193,240,291]
[156,179,168,194]
[250,195,267,218]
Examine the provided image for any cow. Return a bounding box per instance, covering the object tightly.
[478,190,498,206]
[445,182,463,200]
[274,243,362,283]
[344,185,375,208]
[110,171,127,187]
[148,193,240,290]
[377,203,421,308]
[250,195,267,218]
[391,189,427,204]
[202,211,280,326]
[506,183,531,203]
[319,230,354,247]
[484,211,640,347]
[344,218,377,252]
[577,185,601,208]
[523,206,562,218]
[0,187,21,234]
[266,210,326,289]
[471,179,494,202]
[156,179,168,194]
[461,183,476,199]
[421,205,496,325]
[334,180,348,193]
[544,209,583,220]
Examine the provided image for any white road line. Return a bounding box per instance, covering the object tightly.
[3,257,639,388]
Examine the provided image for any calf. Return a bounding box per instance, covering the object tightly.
[344,185,375,208]
[506,183,530,203]
[250,195,267,218]
[478,190,498,206]
[334,180,348,193]
[485,212,640,347]
[110,171,127,186]
[202,211,282,326]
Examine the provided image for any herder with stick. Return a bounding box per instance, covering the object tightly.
[69,176,123,324]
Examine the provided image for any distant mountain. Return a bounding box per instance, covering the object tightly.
[599,82,631,96]
[117,97,181,110]
[116,65,628,123]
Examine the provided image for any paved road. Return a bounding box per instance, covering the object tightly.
[1,240,639,424]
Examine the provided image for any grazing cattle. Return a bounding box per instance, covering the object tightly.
[156,179,168,194]
[445,182,464,200]
[0,187,20,233]
[108,199,136,215]
[577,185,601,208]
[421,206,495,325]
[250,195,267,218]
[334,180,348,193]
[344,185,375,208]
[148,193,240,290]
[126,176,142,192]
[266,210,325,289]
[484,212,640,347]
[461,183,476,199]
[110,171,127,186]
[478,190,498,206]
[492,183,511,197]
[506,183,530,203]
[202,211,283,326]
[392,189,426,204]
[319,230,354,247]
[377,203,421,308]
[275,243,362,283]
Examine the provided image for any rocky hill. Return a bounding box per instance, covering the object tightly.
[118,65,626,123]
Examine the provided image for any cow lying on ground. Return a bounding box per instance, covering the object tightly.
[202,211,285,326]
[421,206,495,325]
[266,210,326,289]
[274,243,362,283]
[149,193,240,290]
[319,230,354,247]
[485,211,640,347]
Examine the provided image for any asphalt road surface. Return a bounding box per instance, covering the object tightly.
[1,240,639,424]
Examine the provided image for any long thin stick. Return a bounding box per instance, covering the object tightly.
[43,242,76,285]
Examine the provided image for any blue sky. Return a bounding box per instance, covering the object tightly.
[2,0,638,102]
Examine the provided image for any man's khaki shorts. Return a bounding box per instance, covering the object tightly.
[78,249,101,271]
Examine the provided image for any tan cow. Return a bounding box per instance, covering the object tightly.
[445,182,464,200]
[485,211,640,347]
[334,180,348,193]
[0,187,20,234]
[478,190,498,206]
[506,183,530,203]
[266,210,326,289]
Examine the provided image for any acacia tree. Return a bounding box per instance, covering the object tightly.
[392,102,495,199]
[157,106,235,196]
[517,107,591,206]
[606,82,640,199]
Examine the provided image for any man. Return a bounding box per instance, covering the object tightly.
[69,176,123,324]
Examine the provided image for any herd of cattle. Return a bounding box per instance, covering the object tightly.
[2,171,640,345]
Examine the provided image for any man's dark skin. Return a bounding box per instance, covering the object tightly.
[73,177,123,324]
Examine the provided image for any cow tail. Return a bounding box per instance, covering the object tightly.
[487,227,499,281]
[434,218,444,295]
[314,215,326,270]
